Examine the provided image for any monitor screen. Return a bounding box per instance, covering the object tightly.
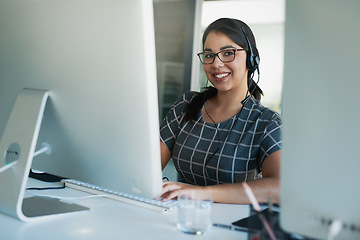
[0,0,162,199]
[280,1,360,239]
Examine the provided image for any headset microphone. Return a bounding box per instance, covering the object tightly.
[241,95,251,105]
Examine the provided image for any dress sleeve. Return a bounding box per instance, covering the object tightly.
[159,92,195,152]
[259,112,283,165]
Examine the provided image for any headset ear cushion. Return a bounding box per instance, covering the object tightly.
[247,54,259,72]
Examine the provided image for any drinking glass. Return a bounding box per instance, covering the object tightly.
[177,191,213,235]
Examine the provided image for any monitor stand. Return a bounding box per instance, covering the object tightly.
[0,89,88,222]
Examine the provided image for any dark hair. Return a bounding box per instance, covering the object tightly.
[185,18,263,122]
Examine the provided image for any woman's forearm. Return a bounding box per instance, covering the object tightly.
[206,177,280,204]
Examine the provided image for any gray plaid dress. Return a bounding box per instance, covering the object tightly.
[160,91,282,186]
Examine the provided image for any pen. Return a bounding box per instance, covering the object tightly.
[242,182,277,240]
[212,223,256,233]
[242,182,262,211]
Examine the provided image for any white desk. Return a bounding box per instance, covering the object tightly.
[0,178,252,240]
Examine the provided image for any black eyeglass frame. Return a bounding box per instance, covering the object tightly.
[197,48,245,64]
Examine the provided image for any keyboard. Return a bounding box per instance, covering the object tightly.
[61,179,177,213]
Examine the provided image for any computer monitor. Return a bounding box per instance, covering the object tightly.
[280,1,360,239]
[0,0,162,221]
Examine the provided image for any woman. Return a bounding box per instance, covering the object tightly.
[159,18,282,204]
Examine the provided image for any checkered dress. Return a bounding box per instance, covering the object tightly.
[160,91,282,186]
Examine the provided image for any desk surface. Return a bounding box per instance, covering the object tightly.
[0,178,251,240]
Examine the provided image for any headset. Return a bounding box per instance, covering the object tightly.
[240,27,260,105]
[241,27,259,72]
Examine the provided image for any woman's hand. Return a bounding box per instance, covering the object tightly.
[158,181,206,202]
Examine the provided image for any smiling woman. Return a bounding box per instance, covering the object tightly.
[158,18,282,205]
[200,0,285,112]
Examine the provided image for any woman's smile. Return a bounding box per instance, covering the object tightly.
[213,72,230,81]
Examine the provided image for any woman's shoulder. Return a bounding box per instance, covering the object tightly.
[172,91,198,107]
[246,97,282,122]
[167,91,198,116]
[182,91,198,102]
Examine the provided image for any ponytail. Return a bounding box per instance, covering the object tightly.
[184,87,216,122]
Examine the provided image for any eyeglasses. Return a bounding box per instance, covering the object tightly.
[197,48,245,64]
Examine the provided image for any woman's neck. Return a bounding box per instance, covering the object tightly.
[213,87,248,110]
[202,88,249,124]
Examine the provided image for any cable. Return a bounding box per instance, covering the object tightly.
[26,185,65,191]
[241,66,260,105]
[202,101,220,184]
[203,101,240,184]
